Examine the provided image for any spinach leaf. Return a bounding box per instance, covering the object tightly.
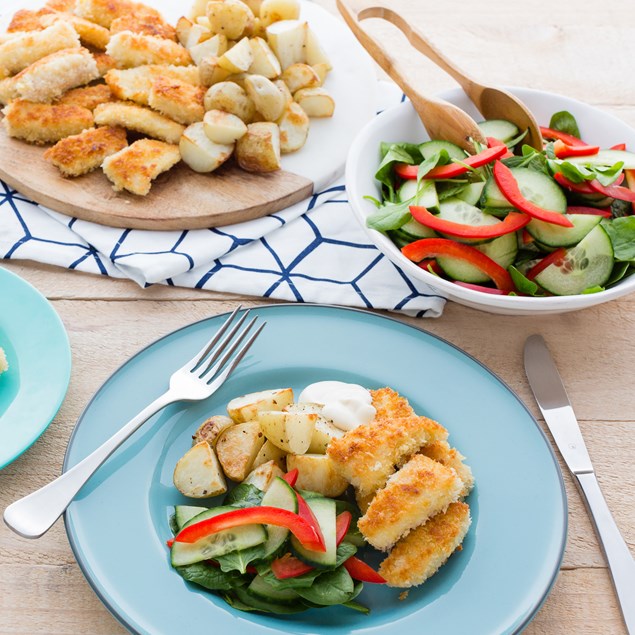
[343,600,370,614]
[335,542,358,566]
[216,544,267,574]
[509,266,544,296]
[549,110,581,138]
[375,143,418,188]
[611,198,632,218]
[366,199,412,232]
[416,149,451,181]
[294,567,355,606]
[591,162,624,186]
[557,161,593,183]
[169,513,179,536]
[380,141,422,163]
[436,180,470,201]
[221,593,258,612]
[224,484,263,508]
[502,146,548,174]
[601,217,635,261]
[175,562,249,591]
[582,285,605,294]
[606,261,632,286]
[255,560,323,590]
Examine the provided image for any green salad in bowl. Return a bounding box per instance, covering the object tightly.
[365,110,635,298]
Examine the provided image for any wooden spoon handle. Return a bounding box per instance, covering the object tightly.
[337,0,485,151]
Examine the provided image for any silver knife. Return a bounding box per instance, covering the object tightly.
[524,334,635,635]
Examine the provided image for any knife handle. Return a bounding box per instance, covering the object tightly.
[576,472,635,634]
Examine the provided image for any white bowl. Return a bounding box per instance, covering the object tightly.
[346,87,635,315]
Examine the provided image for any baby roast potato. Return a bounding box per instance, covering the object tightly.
[286,453,349,497]
[243,459,285,491]
[192,414,234,446]
[280,63,320,94]
[218,36,253,73]
[235,121,281,172]
[227,387,294,422]
[294,87,335,117]
[203,109,247,144]
[180,122,234,173]
[206,0,254,40]
[173,441,227,498]
[188,33,228,65]
[244,74,285,121]
[265,19,307,70]
[305,27,332,68]
[252,438,287,470]
[257,410,317,454]
[285,403,344,453]
[277,99,309,153]
[204,81,256,122]
[216,420,266,481]
[248,37,281,78]
[259,0,300,26]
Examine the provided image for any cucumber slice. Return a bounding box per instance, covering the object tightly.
[534,225,614,295]
[455,182,486,206]
[566,149,635,170]
[397,179,439,210]
[260,477,297,557]
[526,214,602,247]
[291,498,336,567]
[437,197,501,244]
[401,218,436,239]
[477,119,519,143]
[481,168,567,213]
[436,231,518,283]
[174,505,208,532]
[233,587,306,614]
[419,140,466,162]
[248,575,300,603]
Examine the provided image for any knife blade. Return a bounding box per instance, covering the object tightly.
[524,334,635,635]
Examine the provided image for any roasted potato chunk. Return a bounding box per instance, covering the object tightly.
[188,34,227,66]
[277,99,309,153]
[248,37,281,78]
[216,420,266,481]
[179,122,234,173]
[173,441,227,498]
[206,0,254,40]
[266,19,307,70]
[235,121,281,172]
[204,81,255,122]
[203,109,247,144]
[252,439,287,470]
[305,27,331,69]
[227,388,294,422]
[244,74,285,121]
[192,415,234,447]
[243,459,285,491]
[257,410,316,454]
[286,453,348,497]
[218,37,253,73]
[294,87,335,118]
[281,63,320,94]
[259,0,300,26]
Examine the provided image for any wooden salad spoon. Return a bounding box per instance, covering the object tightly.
[337,0,543,151]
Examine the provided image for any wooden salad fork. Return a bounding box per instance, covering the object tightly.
[4,307,265,539]
[338,0,543,151]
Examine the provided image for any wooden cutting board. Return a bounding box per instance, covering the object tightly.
[0,128,315,230]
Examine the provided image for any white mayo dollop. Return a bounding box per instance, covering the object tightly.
[298,381,376,431]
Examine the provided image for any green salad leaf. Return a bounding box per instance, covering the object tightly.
[601,217,635,261]
[343,600,371,614]
[611,198,633,218]
[175,563,249,591]
[508,266,544,296]
[294,567,355,606]
[606,261,632,286]
[216,544,267,574]
[366,199,412,232]
[549,110,581,138]
[375,143,418,190]
[223,484,263,508]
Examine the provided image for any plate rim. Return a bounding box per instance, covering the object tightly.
[0,266,72,469]
[63,303,568,635]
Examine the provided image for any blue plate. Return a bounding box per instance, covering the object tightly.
[0,267,71,469]
[64,305,566,635]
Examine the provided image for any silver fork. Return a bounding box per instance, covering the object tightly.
[3,307,265,540]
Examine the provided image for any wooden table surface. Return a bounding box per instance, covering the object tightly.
[1,0,634,633]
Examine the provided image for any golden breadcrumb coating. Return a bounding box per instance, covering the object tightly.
[358,454,463,551]
[93,52,117,77]
[110,14,177,41]
[44,126,128,176]
[419,440,474,499]
[12,48,100,104]
[327,416,448,496]
[74,0,163,28]
[56,83,112,111]
[0,78,19,106]
[102,138,180,195]
[355,488,374,515]
[45,0,75,10]
[3,100,94,144]
[7,8,51,33]
[37,13,111,50]
[105,65,202,106]
[148,76,205,125]
[370,387,415,419]
[0,20,79,76]
[106,31,191,68]
[378,502,471,587]
[94,101,185,143]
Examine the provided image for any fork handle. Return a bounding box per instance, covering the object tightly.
[3,391,176,539]
[575,472,635,634]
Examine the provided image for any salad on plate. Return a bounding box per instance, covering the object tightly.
[366,110,635,296]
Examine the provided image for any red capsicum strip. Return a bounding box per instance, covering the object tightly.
[589,178,635,202]
[454,281,506,295]
[611,143,627,151]
[410,205,530,239]
[567,206,612,218]
[493,161,574,227]
[343,557,386,584]
[401,238,514,292]
[487,137,514,158]
[539,126,586,146]
[417,258,442,275]
[553,139,600,159]
[295,491,325,548]
[335,511,352,546]
[625,170,635,213]
[394,144,507,180]
[271,553,314,579]
[174,506,326,552]
[526,248,567,281]
[283,468,299,487]
[553,172,595,194]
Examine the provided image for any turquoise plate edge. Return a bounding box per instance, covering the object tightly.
[0,266,72,469]
[62,303,568,635]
